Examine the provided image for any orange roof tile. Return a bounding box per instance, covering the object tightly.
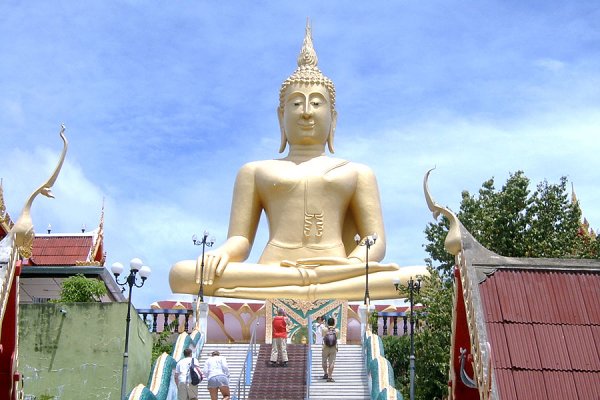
[479,269,600,398]
[30,235,94,265]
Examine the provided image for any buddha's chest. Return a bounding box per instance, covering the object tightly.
[255,160,356,202]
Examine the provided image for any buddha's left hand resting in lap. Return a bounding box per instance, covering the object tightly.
[169,23,427,301]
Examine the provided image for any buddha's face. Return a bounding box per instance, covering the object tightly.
[278,83,337,150]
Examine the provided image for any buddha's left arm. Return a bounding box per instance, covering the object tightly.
[347,165,386,262]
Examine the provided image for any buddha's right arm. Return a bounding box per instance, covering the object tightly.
[203,163,262,283]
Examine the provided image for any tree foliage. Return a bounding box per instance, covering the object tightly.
[385,263,453,400]
[384,171,598,399]
[55,273,107,303]
[425,171,598,273]
[151,320,178,363]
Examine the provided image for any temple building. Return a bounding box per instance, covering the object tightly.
[0,185,124,304]
[426,178,600,399]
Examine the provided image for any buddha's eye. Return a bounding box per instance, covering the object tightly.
[293,101,302,107]
[310,101,321,107]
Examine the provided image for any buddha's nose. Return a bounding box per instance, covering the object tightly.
[302,110,311,119]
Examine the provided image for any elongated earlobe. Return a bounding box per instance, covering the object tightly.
[278,107,287,153]
[327,111,337,153]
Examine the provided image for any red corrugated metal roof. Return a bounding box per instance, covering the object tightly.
[542,371,577,400]
[486,323,511,368]
[572,372,600,398]
[479,269,600,399]
[533,324,571,370]
[514,370,553,398]
[579,273,600,324]
[504,323,542,369]
[564,325,600,371]
[522,271,561,323]
[495,270,532,322]
[494,369,517,399]
[30,236,93,265]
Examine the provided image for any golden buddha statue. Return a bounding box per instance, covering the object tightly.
[169,23,426,301]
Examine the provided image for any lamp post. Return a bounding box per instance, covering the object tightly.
[192,231,215,302]
[111,258,151,400]
[354,233,377,305]
[394,275,421,400]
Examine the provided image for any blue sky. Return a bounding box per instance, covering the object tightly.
[2,1,599,308]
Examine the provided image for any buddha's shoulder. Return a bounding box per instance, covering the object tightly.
[237,159,281,171]
[328,158,375,175]
[236,157,375,174]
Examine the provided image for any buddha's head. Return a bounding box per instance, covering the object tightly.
[278,21,337,154]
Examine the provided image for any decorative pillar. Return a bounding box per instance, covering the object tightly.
[195,301,210,341]
[359,303,375,342]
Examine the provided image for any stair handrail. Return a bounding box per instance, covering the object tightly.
[305,321,314,400]
[233,320,260,400]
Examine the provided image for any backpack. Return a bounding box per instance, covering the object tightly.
[189,358,202,385]
[324,327,337,347]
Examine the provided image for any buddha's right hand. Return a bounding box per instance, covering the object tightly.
[200,250,230,285]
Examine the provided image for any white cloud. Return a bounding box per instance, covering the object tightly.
[535,58,566,72]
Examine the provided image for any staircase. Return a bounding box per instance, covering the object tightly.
[248,344,307,400]
[195,343,255,400]
[308,344,369,400]
[192,343,369,400]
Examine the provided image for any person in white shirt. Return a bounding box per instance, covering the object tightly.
[202,350,231,400]
[174,348,200,400]
[314,316,325,345]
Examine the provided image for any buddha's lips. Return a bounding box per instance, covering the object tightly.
[298,122,315,130]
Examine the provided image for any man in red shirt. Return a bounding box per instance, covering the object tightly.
[270,308,289,367]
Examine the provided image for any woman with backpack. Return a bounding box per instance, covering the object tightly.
[321,317,339,382]
[202,350,231,400]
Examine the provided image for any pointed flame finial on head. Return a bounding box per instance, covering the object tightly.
[279,18,336,112]
[297,18,318,68]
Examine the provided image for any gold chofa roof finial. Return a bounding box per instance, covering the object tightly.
[279,19,336,111]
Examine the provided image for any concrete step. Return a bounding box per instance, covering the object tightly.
[191,343,369,400]
[194,343,257,400]
[307,344,369,400]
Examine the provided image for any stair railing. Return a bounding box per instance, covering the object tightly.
[232,320,260,400]
[305,321,314,400]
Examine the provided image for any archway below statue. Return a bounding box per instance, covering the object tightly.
[265,299,347,344]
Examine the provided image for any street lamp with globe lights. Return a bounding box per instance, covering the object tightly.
[393,275,422,400]
[192,231,215,303]
[354,233,378,305]
[111,258,151,400]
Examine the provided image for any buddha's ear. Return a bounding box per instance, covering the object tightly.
[277,106,287,153]
[327,110,337,154]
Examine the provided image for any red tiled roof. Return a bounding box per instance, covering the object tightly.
[480,269,600,399]
[30,236,94,266]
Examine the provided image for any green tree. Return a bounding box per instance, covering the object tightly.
[54,273,107,302]
[387,171,599,399]
[385,263,453,400]
[426,172,598,267]
[151,320,178,363]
